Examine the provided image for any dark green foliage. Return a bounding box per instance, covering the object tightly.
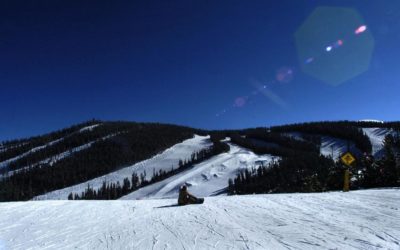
[0,122,197,201]
[2,120,400,201]
[71,140,230,200]
[358,134,400,188]
[228,153,337,195]
[270,121,372,154]
[229,131,400,196]
[245,128,320,153]
[229,133,318,157]
[0,120,100,165]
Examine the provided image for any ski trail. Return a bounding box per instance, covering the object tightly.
[0,189,399,249]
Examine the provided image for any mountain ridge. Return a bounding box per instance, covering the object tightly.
[1,120,399,202]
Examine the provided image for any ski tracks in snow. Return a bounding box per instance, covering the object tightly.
[0,190,399,249]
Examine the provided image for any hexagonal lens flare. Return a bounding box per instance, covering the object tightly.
[295,7,374,86]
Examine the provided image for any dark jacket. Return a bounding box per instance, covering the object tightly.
[178,188,197,205]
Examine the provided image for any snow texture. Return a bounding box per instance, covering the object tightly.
[0,142,29,154]
[358,119,385,123]
[319,135,361,160]
[362,128,393,158]
[79,124,101,133]
[0,138,64,169]
[121,143,277,200]
[284,128,394,160]
[33,135,212,200]
[0,189,399,249]
[282,132,359,160]
[0,124,101,169]
[3,134,119,178]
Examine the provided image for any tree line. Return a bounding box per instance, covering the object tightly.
[0,120,100,164]
[269,121,373,154]
[69,139,230,200]
[0,122,198,201]
[228,133,400,195]
[229,133,319,157]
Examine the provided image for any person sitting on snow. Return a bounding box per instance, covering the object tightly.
[178,185,199,205]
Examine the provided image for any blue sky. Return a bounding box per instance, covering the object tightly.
[1,1,400,141]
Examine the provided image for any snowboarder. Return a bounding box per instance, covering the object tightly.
[178,185,203,205]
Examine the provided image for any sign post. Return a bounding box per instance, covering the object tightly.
[340,152,355,192]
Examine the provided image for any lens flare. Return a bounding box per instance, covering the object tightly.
[276,67,294,83]
[234,97,247,107]
[355,25,367,35]
[305,57,314,64]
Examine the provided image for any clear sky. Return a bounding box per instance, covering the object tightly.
[1,0,400,141]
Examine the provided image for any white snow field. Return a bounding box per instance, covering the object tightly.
[34,135,213,200]
[121,143,276,200]
[0,189,399,250]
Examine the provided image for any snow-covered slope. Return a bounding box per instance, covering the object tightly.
[79,124,101,133]
[1,189,399,249]
[121,143,277,200]
[0,124,102,170]
[0,138,64,169]
[319,135,361,159]
[3,133,120,178]
[283,132,360,160]
[34,135,212,200]
[284,128,393,160]
[362,128,393,158]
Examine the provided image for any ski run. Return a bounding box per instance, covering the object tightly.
[0,189,399,249]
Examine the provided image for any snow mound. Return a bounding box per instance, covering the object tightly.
[120,143,277,200]
[0,189,399,249]
[33,135,212,200]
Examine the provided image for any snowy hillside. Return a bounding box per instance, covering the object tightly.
[34,135,213,200]
[121,143,277,200]
[1,189,399,249]
[319,135,361,159]
[284,127,393,159]
[362,128,393,157]
[4,133,120,178]
[32,127,396,200]
[0,124,103,171]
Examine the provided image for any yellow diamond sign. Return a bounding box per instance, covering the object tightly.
[341,152,356,167]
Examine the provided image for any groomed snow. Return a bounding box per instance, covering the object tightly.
[0,189,399,249]
[34,135,212,200]
[120,143,277,200]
